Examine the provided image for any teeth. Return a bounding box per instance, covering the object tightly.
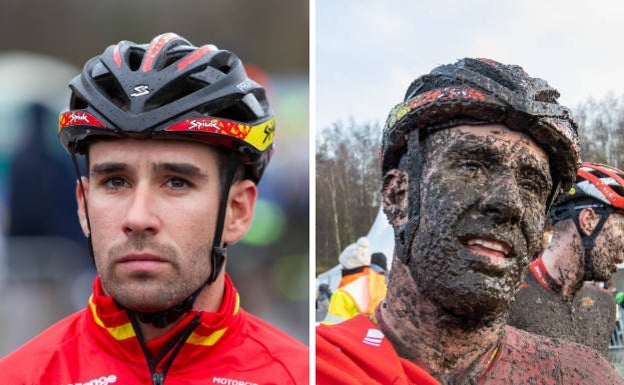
[467,238,510,255]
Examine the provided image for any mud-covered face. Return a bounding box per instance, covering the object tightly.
[586,211,624,281]
[409,124,552,321]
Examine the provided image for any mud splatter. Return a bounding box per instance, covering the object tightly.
[585,211,624,281]
[382,169,409,227]
[509,270,616,356]
[508,210,622,356]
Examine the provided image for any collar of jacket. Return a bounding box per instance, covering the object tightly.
[87,273,242,349]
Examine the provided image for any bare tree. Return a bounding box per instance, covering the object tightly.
[574,93,624,168]
[315,119,382,273]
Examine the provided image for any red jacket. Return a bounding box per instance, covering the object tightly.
[0,274,309,385]
[316,314,624,385]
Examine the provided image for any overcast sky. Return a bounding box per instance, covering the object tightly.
[315,0,624,131]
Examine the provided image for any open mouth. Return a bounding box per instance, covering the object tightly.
[465,238,511,267]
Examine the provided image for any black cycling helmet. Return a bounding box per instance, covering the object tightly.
[549,162,624,272]
[58,33,275,327]
[58,32,275,183]
[381,58,581,263]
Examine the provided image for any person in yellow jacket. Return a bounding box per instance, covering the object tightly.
[323,237,388,324]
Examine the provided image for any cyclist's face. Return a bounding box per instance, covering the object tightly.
[587,211,624,281]
[77,139,253,313]
[408,124,552,322]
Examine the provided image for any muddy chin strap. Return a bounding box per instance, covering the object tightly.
[552,202,614,281]
[553,202,613,254]
[71,152,241,328]
[395,216,419,266]
[572,205,614,281]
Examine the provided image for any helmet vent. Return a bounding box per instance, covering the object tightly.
[613,185,624,198]
[208,51,234,75]
[127,48,144,71]
[70,94,89,110]
[465,59,520,92]
[143,78,204,111]
[95,74,130,110]
[199,99,255,122]
[163,51,188,69]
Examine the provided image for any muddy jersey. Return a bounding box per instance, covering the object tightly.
[316,314,624,385]
[508,258,616,355]
[0,274,309,385]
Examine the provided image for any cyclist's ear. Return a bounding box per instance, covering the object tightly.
[577,207,599,236]
[382,169,409,228]
[222,179,257,245]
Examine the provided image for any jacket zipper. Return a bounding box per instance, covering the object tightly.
[152,372,164,385]
[129,312,202,384]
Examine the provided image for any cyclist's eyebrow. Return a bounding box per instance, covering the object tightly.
[443,135,502,160]
[90,161,209,179]
[90,162,127,176]
[153,162,208,178]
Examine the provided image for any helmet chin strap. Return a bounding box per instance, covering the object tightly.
[72,152,241,328]
[570,205,614,281]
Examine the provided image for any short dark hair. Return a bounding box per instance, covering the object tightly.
[371,252,387,271]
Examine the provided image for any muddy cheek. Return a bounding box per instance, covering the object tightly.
[525,208,547,259]
[592,229,621,279]
[393,278,426,324]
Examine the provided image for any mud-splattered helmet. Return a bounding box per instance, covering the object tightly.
[381,58,581,200]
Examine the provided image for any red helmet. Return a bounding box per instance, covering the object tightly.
[555,162,624,211]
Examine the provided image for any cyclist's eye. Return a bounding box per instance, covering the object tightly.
[104,177,128,190]
[165,177,190,190]
[457,160,485,177]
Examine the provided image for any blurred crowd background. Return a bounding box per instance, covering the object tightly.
[0,0,309,354]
